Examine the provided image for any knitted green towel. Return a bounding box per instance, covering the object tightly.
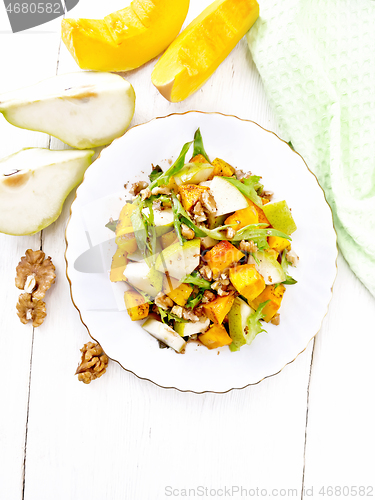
[247,0,375,298]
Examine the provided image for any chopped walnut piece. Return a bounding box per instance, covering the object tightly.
[193,201,207,222]
[75,342,109,384]
[262,190,274,200]
[286,250,299,267]
[235,169,247,180]
[16,293,46,328]
[199,265,213,281]
[140,187,151,201]
[181,223,195,240]
[182,308,200,322]
[151,186,171,196]
[201,290,216,303]
[226,227,236,239]
[154,292,174,310]
[171,305,183,318]
[201,190,217,214]
[15,249,56,300]
[129,181,149,196]
[271,314,280,326]
[211,278,230,296]
[240,240,258,253]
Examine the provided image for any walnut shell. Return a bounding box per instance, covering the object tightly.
[16,293,46,328]
[76,342,109,384]
[15,249,56,299]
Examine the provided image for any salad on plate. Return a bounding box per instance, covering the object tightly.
[109,129,298,353]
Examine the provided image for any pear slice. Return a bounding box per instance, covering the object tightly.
[248,251,286,285]
[209,176,249,216]
[174,317,210,337]
[262,200,297,235]
[142,318,186,353]
[153,208,174,237]
[0,72,135,149]
[0,148,94,236]
[227,297,255,351]
[123,262,163,297]
[173,162,214,186]
[155,239,201,280]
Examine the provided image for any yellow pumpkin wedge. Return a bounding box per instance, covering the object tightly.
[61,0,190,72]
[151,0,259,102]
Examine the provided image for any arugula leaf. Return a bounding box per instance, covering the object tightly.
[245,301,270,344]
[149,165,163,183]
[287,141,295,151]
[158,307,187,324]
[282,276,297,285]
[223,176,264,208]
[150,141,193,190]
[130,205,148,254]
[233,224,291,242]
[180,216,207,238]
[105,219,118,232]
[183,271,211,289]
[192,128,210,162]
[186,291,204,309]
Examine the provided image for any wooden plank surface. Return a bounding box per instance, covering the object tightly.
[0,1,373,499]
[0,29,62,500]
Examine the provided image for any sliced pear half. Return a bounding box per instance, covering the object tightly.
[0,148,94,236]
[0,72,135,149]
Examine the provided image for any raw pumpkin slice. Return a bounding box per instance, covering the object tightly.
[151,0,259,102]
[61,0,190,72]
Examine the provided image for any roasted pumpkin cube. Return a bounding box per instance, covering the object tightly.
[249,284,286,322]
[205,241,245,278]
[212,158,236,177]
[229,264,265,302]
[115,231,137,254]
[160,230,178,249]
[162,275,193,307]
[179,184,209,211]
[115,202,137,238]
[224,204,259,231]
[110,247,128,282]
[199,324,232,349]
[190,153,209,164]
[247,199,270,227]
[124,290,149,321]
[202,293,235,324]
[268,236,291,252]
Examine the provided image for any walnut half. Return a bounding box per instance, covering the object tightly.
[76,342,109,384]
[15,249,56,300]
[16,293,46,328]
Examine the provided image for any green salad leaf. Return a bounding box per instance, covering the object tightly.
[192,128,210,162]
[105,219,118,232]
[149,165,163,183]
[158,307,187,324]
[223,176,264,208]
[246,301,269,342]
[183,271,212,289]
[130,205,148,254]
[186,291,204,309]
[150,140,193,190]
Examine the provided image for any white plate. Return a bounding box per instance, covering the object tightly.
[65,111,337,393]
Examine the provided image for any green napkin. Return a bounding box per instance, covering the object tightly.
[247,0,375,298]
